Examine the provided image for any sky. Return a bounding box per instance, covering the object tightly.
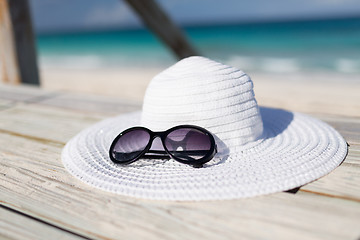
[29,0,360,33]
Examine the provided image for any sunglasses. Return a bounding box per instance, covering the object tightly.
[109,125,217,168]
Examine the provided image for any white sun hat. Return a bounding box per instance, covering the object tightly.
[62,56,347,201]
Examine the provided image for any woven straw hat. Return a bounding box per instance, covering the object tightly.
[62,56,347,201]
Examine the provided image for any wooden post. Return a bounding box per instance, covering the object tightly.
[124,0,199,59]
[0,0,39,85]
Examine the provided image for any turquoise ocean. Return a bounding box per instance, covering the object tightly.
[36,17,360,73]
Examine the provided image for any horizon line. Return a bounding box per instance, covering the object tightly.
[36,14,360,36]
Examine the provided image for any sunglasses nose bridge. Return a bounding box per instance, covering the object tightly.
[149,135,166,151]
[153,131,164,136]
[152,131,167,141]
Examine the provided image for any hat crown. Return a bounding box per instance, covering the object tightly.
[141,56,263,149]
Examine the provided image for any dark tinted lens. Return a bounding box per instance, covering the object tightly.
[111,129,150,162]
[164,128,211,161]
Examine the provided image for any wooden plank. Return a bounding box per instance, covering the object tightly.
[39,67,158,102]
[0,104,104,144]
[0,206,86,240]
[300,145,360,201]
[1,86,359,198]
[0,101,359,239]
[40,93,141,115]
[0,96,359,200]
[0,131,359,240]
[284,112,360,200]
[0,99,14,111]
[0,86,359,239]
[0,83,56,102]
[124,0,198,59]
[0,84,141,114]
[0,0,39,85]
[254,75,360,118]
[0,102,139,147]
[317,116,360,145]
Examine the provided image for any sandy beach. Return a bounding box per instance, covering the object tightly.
[39,66,360,117]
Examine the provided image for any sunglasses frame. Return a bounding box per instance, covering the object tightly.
[109,125,217,167]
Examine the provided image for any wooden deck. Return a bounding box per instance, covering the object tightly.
[0,82,359,240]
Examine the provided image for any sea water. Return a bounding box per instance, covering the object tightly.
[36,17,360,73]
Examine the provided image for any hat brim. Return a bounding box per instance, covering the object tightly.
[62,107,347,200]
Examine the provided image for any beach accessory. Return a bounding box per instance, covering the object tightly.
[109,125,217,167]
[62,56,347,201]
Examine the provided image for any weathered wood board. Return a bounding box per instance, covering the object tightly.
[0,206,84,240]
[0,84,359,240]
